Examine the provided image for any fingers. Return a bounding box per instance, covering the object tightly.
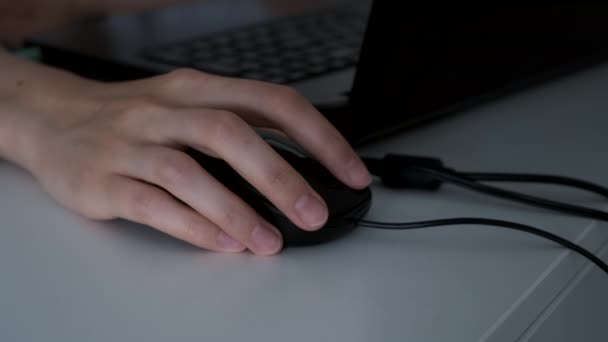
[106,176,246,253]
[135,69,372,189]
[142,109,330,231]
[113,145,285,255]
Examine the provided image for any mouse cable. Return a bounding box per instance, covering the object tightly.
[356,217,608,275]
[361,154,608,222]
[455,172,608,197]
[414,167,608,221]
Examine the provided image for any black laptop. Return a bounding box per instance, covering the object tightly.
[28,1,608,145]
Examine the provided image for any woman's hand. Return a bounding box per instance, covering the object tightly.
[1,53,371,255]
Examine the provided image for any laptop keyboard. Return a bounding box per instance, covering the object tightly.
[141,7,367,84]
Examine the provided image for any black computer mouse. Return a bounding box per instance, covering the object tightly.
[184,135,372,246]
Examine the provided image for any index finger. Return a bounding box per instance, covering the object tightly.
[144,70,373,189]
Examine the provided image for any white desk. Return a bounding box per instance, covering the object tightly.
[1,62,608,341]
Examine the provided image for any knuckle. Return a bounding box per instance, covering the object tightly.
[266,165,292,188]
[129,188,161,223]
[154,153,195,188]
[182,216,211,247]
[319,129,352,161]
[271,85,309,114]
[68,161,102,198]
[216,203,252,233]
[94,138,131,165]
[161,68,207,92]
[218,206,239,230]
[76,192,114,220]
[208,111,247,143]
[68,172,105,215]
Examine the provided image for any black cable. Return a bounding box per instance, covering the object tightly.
[359,154,608,274]
[414,166,608,222]
[457,172,608,198]
[357,218,608,275]
[361,155,608,222]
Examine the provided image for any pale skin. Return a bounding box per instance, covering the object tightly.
[0,0,371,255]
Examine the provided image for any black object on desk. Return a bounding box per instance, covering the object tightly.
[28,1,608,146]
[185,133,372,246]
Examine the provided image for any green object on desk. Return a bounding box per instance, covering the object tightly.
[13,46,42,61]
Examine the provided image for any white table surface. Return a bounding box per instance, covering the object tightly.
[1,62,608,342]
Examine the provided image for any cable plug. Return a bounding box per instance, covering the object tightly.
[362,154,448,190]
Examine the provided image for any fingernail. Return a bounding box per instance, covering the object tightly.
[347,157,372,187]
[251,224,281,253]
[295,193,328,229]
[216,231,245,251]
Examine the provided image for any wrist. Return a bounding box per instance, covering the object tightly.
[0,103,40,171]
[0,51,102,171]
[8,91,101,173]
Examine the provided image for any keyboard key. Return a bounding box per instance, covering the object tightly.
[286,72,307,81]
[214,46,236,57]
[192,50,215,61]
[329,58,349,69]
[329,47,356,59]
[193,61,242,76]
[253,36,275,47]
[262,56,283,66]
[308,54,327,64]
[241,61,262,71]
[282,50,304,61]
[210,35,233,46]
[233,39,256,51]
[267,77,287,84]
[308,64,329,74]
[266,67,287,76]
[241,51,260,60]
[282,38,310,49]
[145,47,189,65]
[242,71,268,80]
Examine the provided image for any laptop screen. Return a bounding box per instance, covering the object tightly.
[343,3,608,144]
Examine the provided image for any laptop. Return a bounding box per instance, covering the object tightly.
[27,1,608,146]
